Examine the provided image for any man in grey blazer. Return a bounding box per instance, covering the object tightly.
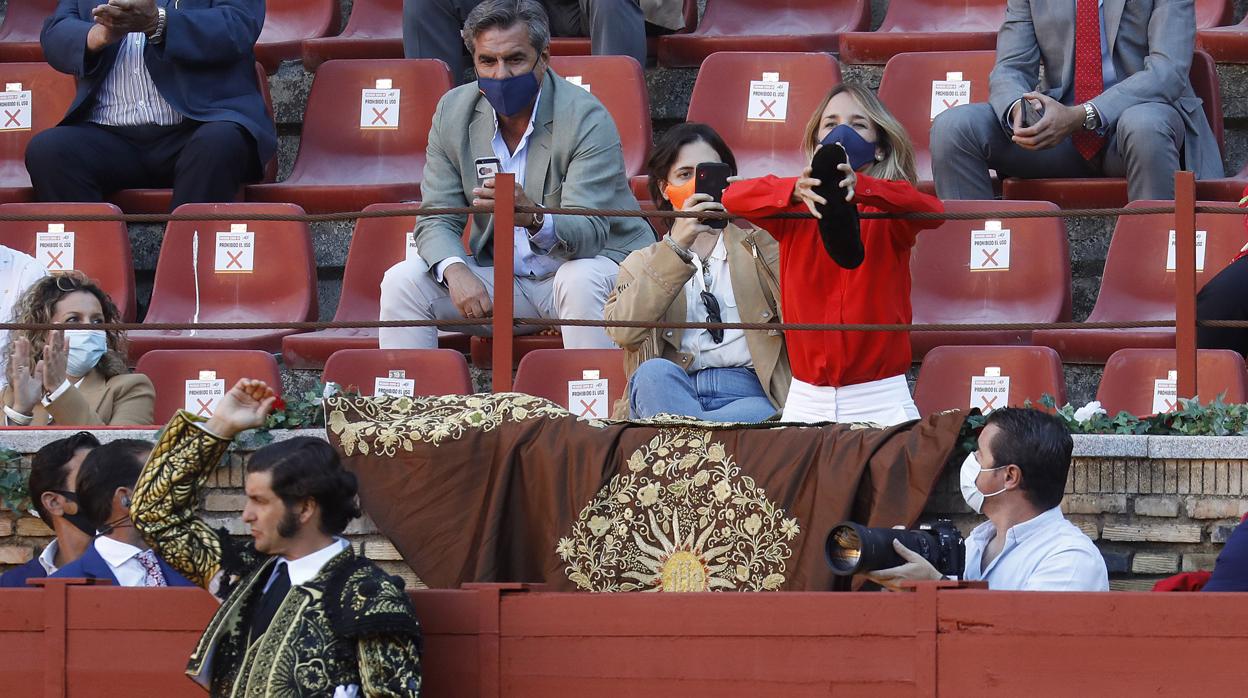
[380,0,653,350]
[931,0,1221,201]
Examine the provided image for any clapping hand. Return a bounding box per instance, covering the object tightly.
[92,0,159,34]
[204,379,279,440]
[41,330,69,390]
[7,337,44,415]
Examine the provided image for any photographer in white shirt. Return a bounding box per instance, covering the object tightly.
[870,407,1108,591]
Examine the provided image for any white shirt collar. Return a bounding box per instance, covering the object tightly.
[281,537,350,587]
[94,536,144,568]
[37,539,61,576]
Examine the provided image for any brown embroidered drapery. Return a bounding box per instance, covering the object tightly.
[325,394,969,592]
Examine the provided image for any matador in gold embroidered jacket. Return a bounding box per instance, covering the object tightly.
[132,411,423,697]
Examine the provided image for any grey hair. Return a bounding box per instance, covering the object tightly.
[461,0,551,55]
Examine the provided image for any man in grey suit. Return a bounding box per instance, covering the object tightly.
[931,0,1221,201]
[405,0,654,82]
[380,0,653,350]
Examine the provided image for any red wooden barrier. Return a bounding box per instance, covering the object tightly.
[6,582,1248,696]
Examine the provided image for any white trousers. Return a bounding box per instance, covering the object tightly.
[378,255,619,349]
[780,375,920,426]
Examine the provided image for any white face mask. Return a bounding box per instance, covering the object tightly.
[63,329,107,377]
[959,452,1008,514]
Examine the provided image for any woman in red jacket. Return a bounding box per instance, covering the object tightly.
[723,83,944,425]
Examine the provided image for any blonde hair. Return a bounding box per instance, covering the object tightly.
[5,272,129,380]
[801,83,918,185]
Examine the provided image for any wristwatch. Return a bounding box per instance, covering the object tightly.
[1082,102,1100,131]
[525,211,545,232]
[147,7,167,44]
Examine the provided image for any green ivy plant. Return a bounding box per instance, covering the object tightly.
[0,446,30,514]
[236,382,359,448]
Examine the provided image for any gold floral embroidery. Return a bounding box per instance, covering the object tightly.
[559,428,799,593]
[326,393,574,455]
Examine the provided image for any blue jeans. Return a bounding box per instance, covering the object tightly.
[628,359,776,422]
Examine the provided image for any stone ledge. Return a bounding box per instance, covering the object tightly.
[0,427,328,454]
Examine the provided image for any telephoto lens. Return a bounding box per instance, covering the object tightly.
[825,521,965,578]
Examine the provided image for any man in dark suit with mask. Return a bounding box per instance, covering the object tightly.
[0,432,98,586]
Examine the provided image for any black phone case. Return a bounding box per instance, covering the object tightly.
[695,163,732,230]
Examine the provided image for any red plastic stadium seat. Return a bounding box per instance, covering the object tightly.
[1096,348,1247,417]
[877,50,997,186]
[134,350,282,425]
[1195,163,1248,201]
[839,0,1006,65]
[246,59,451,213]
[1196,0,1234,29]
[1002,50,1223,208]
[470,334,564,370]
[910,200,1070,358]
[0,63,76,203]
[549,56,650,179]
[1198,13,1248,62]
[303,0,404,70]
[913,345,1066,417]
[1032,200,1245,363]
[281,203,468,368]
[658,0,869,68]
[322,348,473,396]
[254,0,338,73]
[685,52,841,179]
[0,203,136,321]
[512,348,627,415]
[109,63,278,213]
[126,203,318,362]
[0,0,55,62]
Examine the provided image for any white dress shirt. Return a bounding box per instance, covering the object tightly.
[37,539,61,576]
[963,506,1109,591]
[261,537,351,591]
[94,536,156,587]
[0,246,47,388]
[435,89,561,282]
[89,30,183,127]
[678,235,751,371]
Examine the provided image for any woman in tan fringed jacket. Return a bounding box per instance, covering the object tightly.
[604,123,791,421]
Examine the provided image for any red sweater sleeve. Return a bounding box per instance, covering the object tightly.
[722,176,809,239]
[854,174,945,248]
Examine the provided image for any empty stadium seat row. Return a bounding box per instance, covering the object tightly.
[132,344,1248,428]
[914,346,1248,418]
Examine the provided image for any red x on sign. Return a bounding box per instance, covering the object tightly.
[758,100,777,118]
[578,399,599,418]
[981,249,1001,267]
[371,107,389,125]
[942,98,960,109]
[3,110,19,127]
[225,251,245,269]
[980,396,999,410]
[195,398,215,417]
[45,251,65,269]
[1164,399,1177,412]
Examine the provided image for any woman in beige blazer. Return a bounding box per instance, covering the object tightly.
[604,123,791,421]
[3,273,154,426]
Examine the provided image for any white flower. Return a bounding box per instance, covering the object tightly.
[1073,401,1107,422]
[637,483,661,507]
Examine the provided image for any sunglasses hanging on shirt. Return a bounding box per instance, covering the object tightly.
[699,260,724,344]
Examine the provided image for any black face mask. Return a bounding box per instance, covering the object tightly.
[50,490,97,538]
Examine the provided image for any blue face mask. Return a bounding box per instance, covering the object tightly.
[478,68,541,118]
[820,123,878,171]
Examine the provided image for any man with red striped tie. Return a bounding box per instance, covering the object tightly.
[931,0,1222,202]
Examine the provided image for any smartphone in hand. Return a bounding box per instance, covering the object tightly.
[1021,99,1043,128]
[474,157,501,183]
[694,162,732,230]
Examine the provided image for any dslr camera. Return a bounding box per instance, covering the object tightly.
[825,520,965,578]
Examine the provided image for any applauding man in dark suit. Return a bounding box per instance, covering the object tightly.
[28,0,276,209]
